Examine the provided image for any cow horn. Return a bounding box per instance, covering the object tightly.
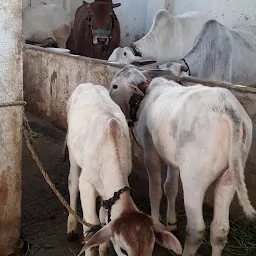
[113,3,121,8]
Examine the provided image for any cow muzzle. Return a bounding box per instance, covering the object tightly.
[93,34,109,45]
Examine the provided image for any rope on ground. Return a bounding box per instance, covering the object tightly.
[22,112,34,144]
[0,100,96,229]
[22,119,95,228]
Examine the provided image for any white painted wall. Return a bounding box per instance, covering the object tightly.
[113,0,148,46]
[145,0,165,32]
[174,0,256,28]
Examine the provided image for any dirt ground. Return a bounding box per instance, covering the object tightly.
[21,112,256,256]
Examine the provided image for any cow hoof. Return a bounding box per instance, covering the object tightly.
[67,231,79,241]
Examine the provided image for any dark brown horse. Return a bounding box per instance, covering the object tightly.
[67,0,121,60]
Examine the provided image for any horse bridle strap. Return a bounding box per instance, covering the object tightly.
[129,44,142,57]
[101,186,131,222]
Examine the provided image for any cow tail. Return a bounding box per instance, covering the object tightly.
[227,114,256,219]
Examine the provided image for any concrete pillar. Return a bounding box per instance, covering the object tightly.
[165,0,175,14]
[0,0,23,255]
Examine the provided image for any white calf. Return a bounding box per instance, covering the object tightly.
[109,66,256,256]
[23,4,71,48]
[65,83,182,256]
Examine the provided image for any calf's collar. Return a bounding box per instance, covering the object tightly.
[85,186,132,239]
[102,186,131,223]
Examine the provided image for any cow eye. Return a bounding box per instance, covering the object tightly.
[123,52,127,57]
[112,84,118,89]
[120,248,128,256]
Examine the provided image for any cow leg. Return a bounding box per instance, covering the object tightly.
[144,143,163,224]
[79,180,99,256]
[164,166,179,231]
[99,206,110,256]
[210,169,235,256]
[181,170,207,256]
[67,153,80,241]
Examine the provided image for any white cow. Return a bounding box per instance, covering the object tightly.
[22,4,71,48]
[108,10,211,65]
[65,83,182,256]
[159,20,256,85]
[109,66,256,256]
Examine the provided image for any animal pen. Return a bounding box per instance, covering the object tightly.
[1,2,256,256]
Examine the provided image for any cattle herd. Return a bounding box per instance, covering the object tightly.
[23,0,256,85]
[22,1,256,256]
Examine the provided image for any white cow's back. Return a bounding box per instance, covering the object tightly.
[151,10,210,61]
[137,80,251,167]
[67,84,131,184]
[22,4,71,44]
[174,11,211,58]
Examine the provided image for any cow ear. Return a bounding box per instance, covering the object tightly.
[113,3,121,8]
[153,221,182,255]
[154,230,182,255]
[128,84,144,96]
[78,224,113,256]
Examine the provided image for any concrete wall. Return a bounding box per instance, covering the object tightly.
[0,0,23,255]
[23,45,121,128]
[23,46,256,219]
[174,0,256,28]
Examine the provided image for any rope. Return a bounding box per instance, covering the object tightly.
[22,113,34,144]
[130,127,142,149]
[0,100,97,229]
[0,101,26,108]
[22,116,95,228]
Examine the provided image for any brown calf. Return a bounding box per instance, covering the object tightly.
[67,0,121,60]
